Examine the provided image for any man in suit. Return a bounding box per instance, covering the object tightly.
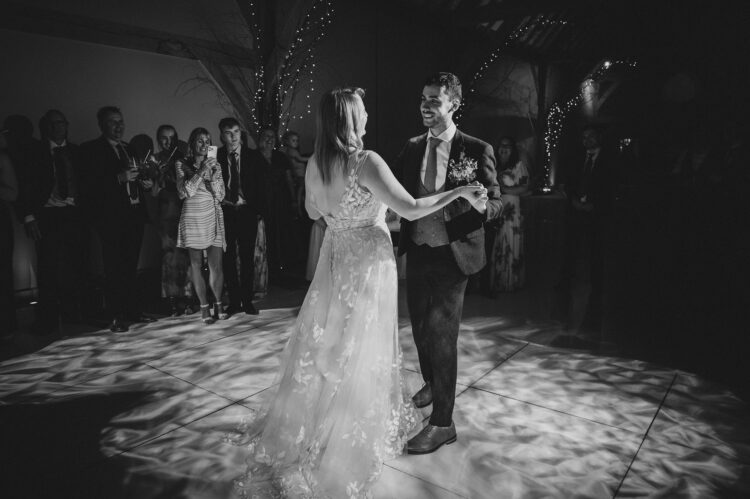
[0,128,19,341]
[17,109,85,334]
[218,117,259,316]
[393,72,503,454]
[79,106,155,332]
[554,124,618,336]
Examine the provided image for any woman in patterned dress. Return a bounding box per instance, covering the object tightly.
[152,125,192,316]
[490,136,529,293]
[254,128,297,276]
[175,128,227,324]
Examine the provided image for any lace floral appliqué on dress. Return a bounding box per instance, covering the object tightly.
[227,150,418,498]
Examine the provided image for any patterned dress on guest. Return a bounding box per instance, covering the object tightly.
[256,150,294,271]
[176,158,226,250]
[155,149,191,298]
[490,160,529,293]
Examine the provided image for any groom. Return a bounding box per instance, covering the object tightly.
[394,72,502,454]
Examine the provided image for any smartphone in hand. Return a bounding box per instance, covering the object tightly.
[207,145,218,159]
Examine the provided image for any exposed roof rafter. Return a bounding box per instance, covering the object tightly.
[0,1,258,68]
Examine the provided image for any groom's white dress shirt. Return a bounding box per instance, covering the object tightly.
[420,122,456,191]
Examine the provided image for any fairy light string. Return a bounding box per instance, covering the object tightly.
[460,16,569,122]
[247,0,334,135]
[542,58,637,189]
[248,1,263,132]
[277,0,334,133]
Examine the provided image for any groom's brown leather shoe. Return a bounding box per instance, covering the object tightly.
[412,382,432,408]
[407,422,456,454]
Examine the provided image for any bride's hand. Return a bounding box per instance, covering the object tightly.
[457,182,487,202]
[458,182,489,212]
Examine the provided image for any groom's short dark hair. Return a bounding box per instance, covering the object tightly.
[424,72,462,103]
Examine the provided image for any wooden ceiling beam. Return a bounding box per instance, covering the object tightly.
[0,1,258,68]
[466,0,585,22]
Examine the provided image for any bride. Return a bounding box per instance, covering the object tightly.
[232,87,486,498]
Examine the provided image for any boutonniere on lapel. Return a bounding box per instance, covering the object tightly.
[447,151,478,186]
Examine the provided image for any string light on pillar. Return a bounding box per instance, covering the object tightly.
[277,0,334,133]
[248,0,263,132]
[541,58,637,190]
[247,0,333,133]
[460,16,569,122]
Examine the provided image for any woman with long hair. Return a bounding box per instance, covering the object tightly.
[152,124,191,316]
[175,128,227,324]
[230,87,486,497]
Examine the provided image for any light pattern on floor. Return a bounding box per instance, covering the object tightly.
[0,308,748,498]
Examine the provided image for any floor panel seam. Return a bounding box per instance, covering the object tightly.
[145,364,240,404]
[466,342,530,389]
[468,384,641,433]
[613,371,678,497]
[383,463,469,498]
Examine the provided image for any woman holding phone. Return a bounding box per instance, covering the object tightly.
[175,127,227,324]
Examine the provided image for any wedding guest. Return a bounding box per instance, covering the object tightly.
[151,125,191,316]
[489,136,529,294]
[717,119,750,387]
[218,117,259,316]
[130,133,158,230]
[671,127,723,191]
[281,130,313,263]
[554,124,618,335]
[176,127,227,324]
[79,106,155,332]
[721,119,750,191]
[2,115,41,178]
[280,130,309,211]
[251,128,296,276]
[667,126,723,285]
[17,110,86,333]
[0,129,19,340]
[129,134,154,164]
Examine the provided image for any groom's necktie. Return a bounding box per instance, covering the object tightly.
[424,137,440,192]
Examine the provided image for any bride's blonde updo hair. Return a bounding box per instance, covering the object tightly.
[313,87,366,185]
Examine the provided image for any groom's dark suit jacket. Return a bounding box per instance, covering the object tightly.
[393,129,503,275]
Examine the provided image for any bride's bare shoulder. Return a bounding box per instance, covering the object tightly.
[360,150,387,170]
[361,149,383,162]
[359,150,389,178]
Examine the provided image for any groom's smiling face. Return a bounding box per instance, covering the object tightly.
[420,85,457,133]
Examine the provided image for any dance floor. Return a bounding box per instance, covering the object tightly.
[1,288,748,498]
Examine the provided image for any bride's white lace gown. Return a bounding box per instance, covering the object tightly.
[233,151,418,498]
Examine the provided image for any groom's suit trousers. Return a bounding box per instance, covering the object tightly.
[406,243,467,427]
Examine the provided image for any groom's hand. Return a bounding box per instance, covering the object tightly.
[471,197,488,213]
[468,181,488,213]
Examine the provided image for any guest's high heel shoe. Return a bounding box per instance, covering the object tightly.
[200,304,215,324]
[169,297,181,317]
[214,302,229,320]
